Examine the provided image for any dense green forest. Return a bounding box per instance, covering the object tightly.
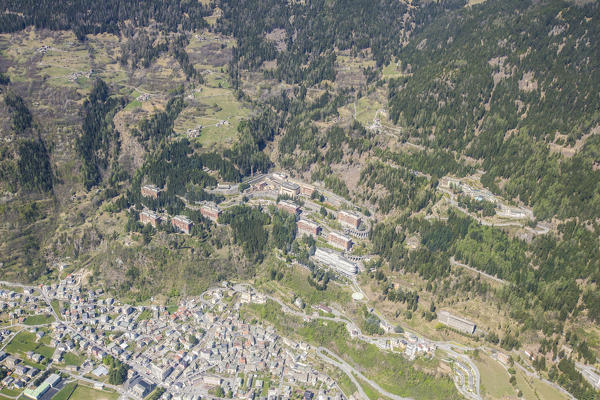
[0,0,211,39]
[78,79,124,189]
[388,0,600,220]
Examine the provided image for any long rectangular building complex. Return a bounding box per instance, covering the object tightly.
[438,310,477,334]
[314,248,358,276]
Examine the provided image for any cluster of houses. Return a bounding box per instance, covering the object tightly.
[0,351,44,392]
[1,278,344,400]
[386,333,438,361]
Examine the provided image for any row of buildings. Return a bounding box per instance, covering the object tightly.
[140,211,194,235]
[277,200,355,251]
[140,184,223,234]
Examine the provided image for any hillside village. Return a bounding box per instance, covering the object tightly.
[0,270,489,400]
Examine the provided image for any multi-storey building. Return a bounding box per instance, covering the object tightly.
[140,210,161,227]
[279,181,300,198]
[437,310,477,334]
[141,184,161,199]
[327,231,352,251]
[277,200,300,215]
[337,210,361,229]
[314,248,358,276]
[300,183,315,197]
[172,215,193,234]
[200,203,221,222]
[297,219,321,238]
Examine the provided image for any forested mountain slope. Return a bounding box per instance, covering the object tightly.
[388,0,600,220]
[0,0,599,398]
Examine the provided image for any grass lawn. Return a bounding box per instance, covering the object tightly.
[381,62,405,79]
[474,354,514,399]
[69,384,119,400]
[355,374,388,400]
[528,376,568,400]
[137,309,152,321]
[258,260,352,307]
[63,352,85,366]
[354,95,383,127]
[326,365,358,398]
[0,387,22,397]
[53,382,78,400]
[51,299,63,320]
[24,313,55,325]
[166,304,179,314]
[5,330,47,354]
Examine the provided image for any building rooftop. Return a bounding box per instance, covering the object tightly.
[281,181,300,190]
[298,219,319,229]
[278,200,299,209]
[173,215,192,224]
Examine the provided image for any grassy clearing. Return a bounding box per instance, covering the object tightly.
[69,384,119,400]
[355,374,389,400]
[137,309,152,321]
[257,259,352,308]
[63,352,85,366]
[474,354,514,399]
[4,330,53,356]
[24,313,55,325]
[528,376,568,400]
[326,365,358,398]
[0,388,22,397]
[381,62,406,80]
[51,299,63,320]
[354,95,383,126]
[53,382,78,400]
[174,85,251,148]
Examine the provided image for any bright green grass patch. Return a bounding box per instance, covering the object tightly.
[474,354,514,399]
[355,374,389,400]
[36,344,55,360]
[166,305,178,314]
[328,366,358,398]
[5,330,43,354]
[0,388,22,397]
[24,313,55,326]
[51,299,63,320]
[137,309,152,321]
[69,384,119,400]
[52,382,78,400]
[354,96,383,126]
[63,352,84,366]
[381,62,406,79]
